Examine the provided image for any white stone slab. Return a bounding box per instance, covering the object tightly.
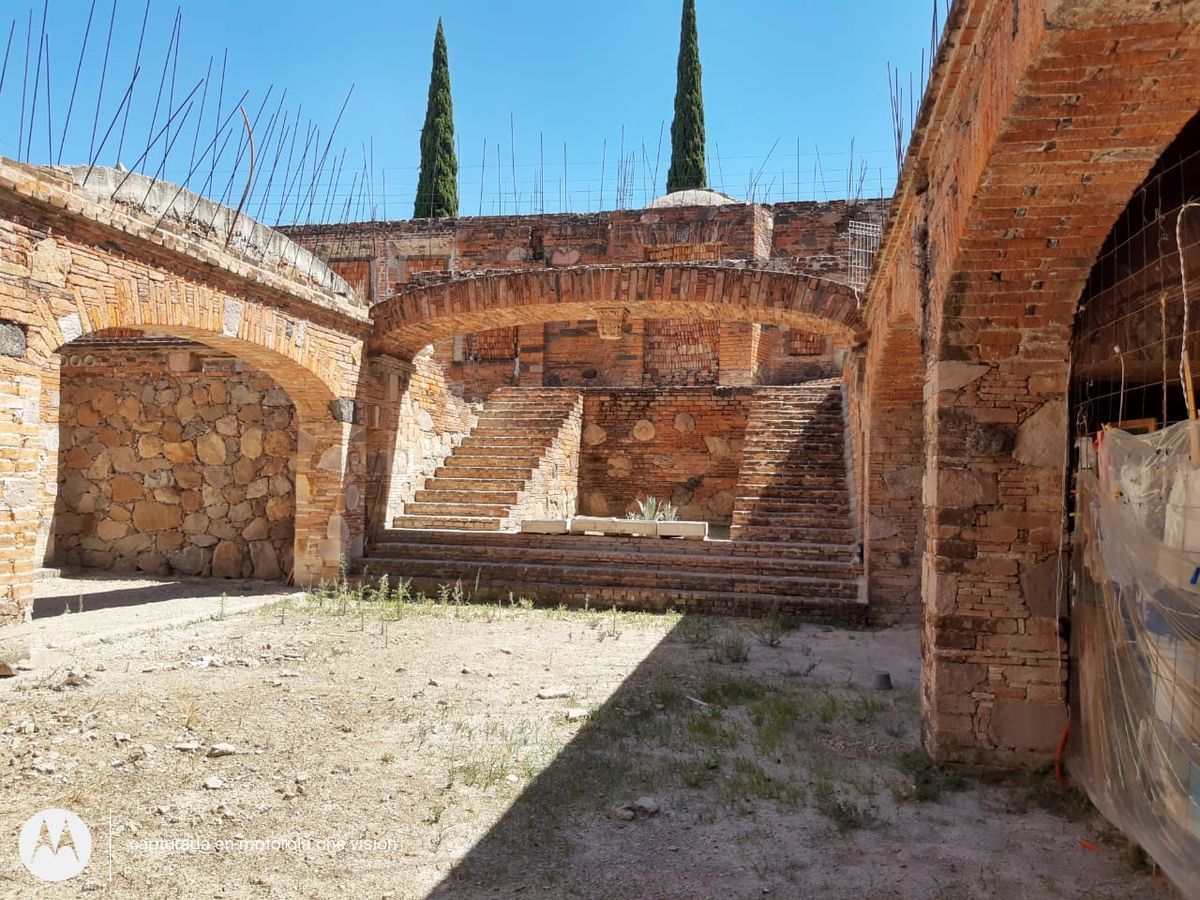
[656,520,708,540]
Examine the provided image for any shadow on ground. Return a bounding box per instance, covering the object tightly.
[32,571,285,618]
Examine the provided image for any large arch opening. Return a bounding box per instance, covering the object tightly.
[1066,108,1200,886]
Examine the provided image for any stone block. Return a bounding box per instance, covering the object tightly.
[521,519,569,534]
[989,699,1067,753]
[656,520,707,540]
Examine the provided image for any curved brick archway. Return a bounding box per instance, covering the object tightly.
[368,263,864,356]
[860,0,1200,765]
[0,162,371,621]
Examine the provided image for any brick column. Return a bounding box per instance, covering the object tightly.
[515,325,545,387]
[864,327,924,621]
[292,412,366,586]
[0,355,44,623]
[718,323,761,386]
[922,353,1069,767]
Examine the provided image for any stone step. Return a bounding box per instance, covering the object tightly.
[470,417,573,432]
[371,528,858,560]
[413,488,521,505]
[458,433,557,446]
[729,511,854,525]
[441,453,540,468]
[734,488,850,501]
[731,525,854,542]
[391,515,504,531]
[363,572,866,621]
[367,540,859,579]
[357,557,860,600]
[426,476,529,492]
[404,500,511,518]
[432,466,532,481]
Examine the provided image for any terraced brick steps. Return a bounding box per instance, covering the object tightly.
[358,529,864,621]
[392,387,582,531]
[731,381,857,549]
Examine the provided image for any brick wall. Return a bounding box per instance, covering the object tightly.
[578,388,749,524]
[53,345,296,579]
[359,347,477,532]
[285,198,866,393]
[544,320,646,387]
[507,396,582,524]
[755,325,839,384]
[857,0,1200,765]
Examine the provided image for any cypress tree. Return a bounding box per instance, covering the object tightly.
[666,0,707,193]
[413,19,459,218]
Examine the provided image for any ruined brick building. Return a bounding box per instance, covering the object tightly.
[3,1,1200,846]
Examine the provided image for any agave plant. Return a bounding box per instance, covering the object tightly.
[626,495,679,522]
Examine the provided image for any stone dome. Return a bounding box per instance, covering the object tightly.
[645,188,738,209]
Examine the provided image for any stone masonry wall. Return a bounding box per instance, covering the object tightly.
[53,345,296,579]
[578,389,749,524]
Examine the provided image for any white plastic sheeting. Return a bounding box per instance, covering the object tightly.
[1072,420,1200,897]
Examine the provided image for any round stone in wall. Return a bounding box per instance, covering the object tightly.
[632,419,656,442]
[196,432,227,465]
[581,491,609,516]
[704,435,732,458]
[673,412,695,434]
[607,454,632,477]
[707,490,734,516]
[582,423,608,446]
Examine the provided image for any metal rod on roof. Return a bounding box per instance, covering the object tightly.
[652,120,663,197]
[143,8,181,172]
[161,8,182,181]
[150,88,248,230]
[117,0,151,165]
[319,144,345,223]
[82,63,139,186]
[478,137,486,216]
[269,103,300,222]
[25,0,48,162]
[0,19,15,102]
[186,55,211,173]
[42,32,52,163]
[224,105,254,247]
[509,113,517,211]
[300,83,353,223]
[254,112,291,222]
[57,0,96,163]
[18,10,32,162]
[110,75,202,196]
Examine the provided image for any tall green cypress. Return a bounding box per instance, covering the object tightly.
[666,0,707,194]
[413,19,459,218]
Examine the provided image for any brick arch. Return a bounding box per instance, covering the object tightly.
[45,291,343,423]
[0,163,372,616]
[871,0,1200,765]
[368,263,864,356]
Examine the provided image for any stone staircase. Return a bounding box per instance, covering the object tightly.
[391,387,582,531]
[731,381,857,546]
[359,529,864,621]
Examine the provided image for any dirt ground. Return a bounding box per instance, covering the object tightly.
[0,574,1172,899]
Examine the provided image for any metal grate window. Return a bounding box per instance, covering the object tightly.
[848,220,882,290]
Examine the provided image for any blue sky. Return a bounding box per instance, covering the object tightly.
[0,1,941,221]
